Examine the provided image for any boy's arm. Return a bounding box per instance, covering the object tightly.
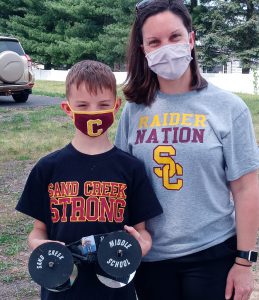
[124,223,152,257]
[28,220,64,250]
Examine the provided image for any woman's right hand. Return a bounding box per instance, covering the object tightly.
[225,263,254,300]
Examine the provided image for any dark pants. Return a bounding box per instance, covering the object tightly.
[135,236,236,300]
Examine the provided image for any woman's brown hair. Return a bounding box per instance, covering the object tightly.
[123,0,207,106]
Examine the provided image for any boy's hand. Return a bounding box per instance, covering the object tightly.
[30,238,65,250]
[29,220,65,250]
[124,223,152,257]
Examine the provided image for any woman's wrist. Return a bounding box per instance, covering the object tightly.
[234,262,252,267]
[235,257,252,267]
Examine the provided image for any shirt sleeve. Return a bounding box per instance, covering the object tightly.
[222,108,259,181]
[16,163,48,223]
[128,161,163,226]
[115,103,132,154]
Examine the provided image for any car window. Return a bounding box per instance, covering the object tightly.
[0,40,25,55]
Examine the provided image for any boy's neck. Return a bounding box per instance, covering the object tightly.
[71,131,114,155]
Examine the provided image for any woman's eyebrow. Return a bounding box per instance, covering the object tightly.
[145,29,182,40]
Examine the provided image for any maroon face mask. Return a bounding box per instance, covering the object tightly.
[68,103,116,137]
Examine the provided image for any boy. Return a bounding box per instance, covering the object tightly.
[16,60,163,300]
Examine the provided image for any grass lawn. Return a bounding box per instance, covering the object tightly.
[238,93,259,142]
[33,80,65,98]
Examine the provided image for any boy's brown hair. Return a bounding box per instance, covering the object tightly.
[66,60,116,99]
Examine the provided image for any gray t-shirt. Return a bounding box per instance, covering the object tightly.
[115,83,259,261]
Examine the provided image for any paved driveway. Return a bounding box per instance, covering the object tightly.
[0,94,63,108]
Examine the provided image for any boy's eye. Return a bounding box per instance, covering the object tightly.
[99,103,111,109]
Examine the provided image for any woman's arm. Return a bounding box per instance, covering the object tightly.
[124,223,152,257]
[231,170,259,259]
[225,170,259,300]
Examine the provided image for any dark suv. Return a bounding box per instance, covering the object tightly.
[0,35,35,103]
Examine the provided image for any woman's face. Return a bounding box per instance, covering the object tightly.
[141,10,194,54]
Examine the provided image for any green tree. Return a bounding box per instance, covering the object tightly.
[5,0,103,68]
[192,0,259,73]
[96,0,135,69]
[4,0,133,69]
[0,0,28,35]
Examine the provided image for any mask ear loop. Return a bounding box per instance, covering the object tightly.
[114,98,118,109]
[66,102,76,123]
[66,101,72,111]
[112,98,119,118]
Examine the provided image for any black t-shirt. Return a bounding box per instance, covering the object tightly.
[16,144,162,300]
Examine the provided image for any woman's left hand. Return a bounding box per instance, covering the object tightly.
[124,224,152,256]
[225,263,254,300]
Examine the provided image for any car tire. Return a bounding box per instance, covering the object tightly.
[0,51,24,83]
[12,92,29,103]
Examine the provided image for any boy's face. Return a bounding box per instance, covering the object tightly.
[61,83,121,137]
[67,83,117,111]
[62,83,121,115]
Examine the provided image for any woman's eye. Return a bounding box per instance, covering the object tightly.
[171,34,181,40]
[149,40,159,46]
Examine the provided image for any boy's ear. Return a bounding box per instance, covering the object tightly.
[115,97,122,114]
[61,100,73,118]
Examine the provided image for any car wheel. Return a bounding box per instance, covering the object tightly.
[12,92,29,103]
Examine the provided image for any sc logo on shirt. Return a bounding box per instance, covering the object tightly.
[153,145,183,190]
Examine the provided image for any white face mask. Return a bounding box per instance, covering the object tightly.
[145,43,193,80]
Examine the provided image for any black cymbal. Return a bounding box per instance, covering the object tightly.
[97,231,142,279]
[28,242,74,289]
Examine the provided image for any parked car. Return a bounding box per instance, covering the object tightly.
[0,35,35,103]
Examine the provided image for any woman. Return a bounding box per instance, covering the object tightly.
[115,1,259,300]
